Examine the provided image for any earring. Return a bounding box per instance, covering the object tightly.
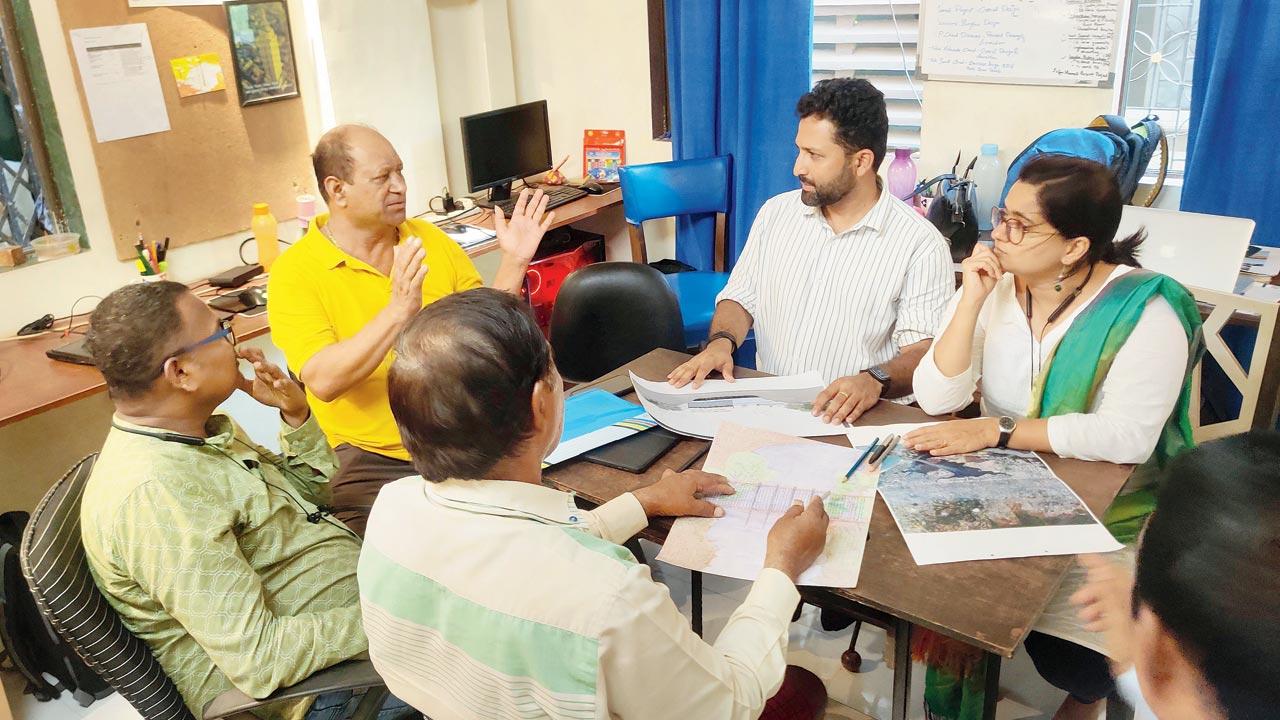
[1054,266,1068,292]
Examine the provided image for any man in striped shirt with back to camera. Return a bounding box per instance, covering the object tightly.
[359,288,833,720]
[669,77,953,426]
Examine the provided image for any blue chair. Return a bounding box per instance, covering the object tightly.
[619,156,734,347]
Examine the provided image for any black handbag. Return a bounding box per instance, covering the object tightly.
[912,154,979,263]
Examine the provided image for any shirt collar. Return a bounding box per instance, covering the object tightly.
[801,178,894,235]
[422,477,589,528]
[304,213,414,272]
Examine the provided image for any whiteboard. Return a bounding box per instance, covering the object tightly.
[920,0,1124,87]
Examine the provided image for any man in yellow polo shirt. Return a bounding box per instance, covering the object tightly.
[268,124,554,535]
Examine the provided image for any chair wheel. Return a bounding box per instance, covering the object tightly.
[840,649,862,673]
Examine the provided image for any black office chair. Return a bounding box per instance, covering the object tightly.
[550,262,686,382]
[20,454,389,720]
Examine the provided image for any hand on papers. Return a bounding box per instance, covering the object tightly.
[390,237,429,323]
[633,469,736,519]
[667,339,736,388]
[764,497,829,582]
[959,244,1004,307]
[813,373,882,425]
[495,188,556,264]
[1071,554,1137,676]
[904,417,1000,456]
[237,347,310,427]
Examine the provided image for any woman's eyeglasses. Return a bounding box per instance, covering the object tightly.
[991,207,1058,246]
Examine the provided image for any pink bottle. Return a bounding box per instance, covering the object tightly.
[887,147,917,201]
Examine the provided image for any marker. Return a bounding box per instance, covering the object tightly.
[844,437,879,480]
[869,434,899,468]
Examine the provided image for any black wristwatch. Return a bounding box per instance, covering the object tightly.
[864,365,892,396]
[997,416,1017,448]
[703,331,739,355]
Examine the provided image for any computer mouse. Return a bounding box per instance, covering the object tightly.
[580,181,605,195]
[238,286,267,309]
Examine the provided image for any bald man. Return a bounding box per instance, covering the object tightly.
[268,125,556,535]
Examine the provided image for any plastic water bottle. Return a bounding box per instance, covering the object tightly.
[973,144,1004,231]
[887,148,917,201]
[252,203,280,271]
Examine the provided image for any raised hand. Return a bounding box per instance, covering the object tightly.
[495,188,556,264]
[237,347,309,427]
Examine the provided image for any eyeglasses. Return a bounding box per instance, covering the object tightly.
[155,317,235,376]
[991,207,1059,246]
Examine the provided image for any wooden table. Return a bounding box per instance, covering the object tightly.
[0,192,626,430]
[543,348,1134,720]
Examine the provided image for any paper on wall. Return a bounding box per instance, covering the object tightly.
[70,24,171,143]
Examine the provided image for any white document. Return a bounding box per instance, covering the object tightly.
[849,424,1122,565]
[1242,250,1280,278]
[128,0,223,6]
[442,224,496,250]
[1244,281,1280,303]
[70,25,171,143]
[657,422,878,587]
[629,372,845,439]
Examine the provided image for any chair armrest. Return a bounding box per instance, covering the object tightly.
[203,660,385,720]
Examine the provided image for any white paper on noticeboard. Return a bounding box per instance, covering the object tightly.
[69,24,171,143]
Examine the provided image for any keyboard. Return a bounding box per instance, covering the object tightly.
[478,185,589,216]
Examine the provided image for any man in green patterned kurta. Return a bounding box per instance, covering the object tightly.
[79,282,379,720]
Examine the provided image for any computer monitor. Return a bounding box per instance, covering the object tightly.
[460,100,553,204]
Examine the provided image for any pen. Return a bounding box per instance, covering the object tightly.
[844,436,879,479]
[159,237,170,263]
[869,434,899,467]
[134,244,154,275]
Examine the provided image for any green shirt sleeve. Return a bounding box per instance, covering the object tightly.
[276,415,338,506]
[115,480,367,699]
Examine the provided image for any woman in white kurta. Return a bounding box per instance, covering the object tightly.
[904,155,1202,720]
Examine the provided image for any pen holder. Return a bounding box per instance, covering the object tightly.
[136,260,168,282]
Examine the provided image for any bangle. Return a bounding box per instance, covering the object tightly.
[703,331,739,355]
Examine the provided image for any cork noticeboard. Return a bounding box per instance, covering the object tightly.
[57,2,313,261]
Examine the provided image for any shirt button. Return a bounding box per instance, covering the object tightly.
[568,515,579,523]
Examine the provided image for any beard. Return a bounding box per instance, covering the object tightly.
[799,160,858,208]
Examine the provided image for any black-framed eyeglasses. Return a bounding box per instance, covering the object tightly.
[991,207,1059,246]
[155,317,235,376]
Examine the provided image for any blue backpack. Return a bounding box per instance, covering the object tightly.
[1000,114,1168,207]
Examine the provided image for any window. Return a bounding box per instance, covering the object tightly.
[811,0,922,150]
[0,1,75,256]
[1117,0,1199,180]
[647,0,670,140]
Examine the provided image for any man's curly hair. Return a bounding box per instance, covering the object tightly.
[795,78,889,170]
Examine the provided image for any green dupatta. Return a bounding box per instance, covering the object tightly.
[919,268,1204,720]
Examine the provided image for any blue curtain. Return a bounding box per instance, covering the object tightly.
[1181,0,1280,246]
[666,0,812,270]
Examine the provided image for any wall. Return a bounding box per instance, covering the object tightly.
[429,0,675,262]
[313,0,448,218]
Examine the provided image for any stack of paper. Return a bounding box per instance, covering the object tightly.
[629,372,844,439]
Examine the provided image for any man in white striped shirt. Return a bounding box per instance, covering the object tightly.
[360,288,833,720]
[669,78,953,426]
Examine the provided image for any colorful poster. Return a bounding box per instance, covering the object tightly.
[847,423,1123,566]
[170,53,226,97]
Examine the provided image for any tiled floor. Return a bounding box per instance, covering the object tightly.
[3,543,1077,720]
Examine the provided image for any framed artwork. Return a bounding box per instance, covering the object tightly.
[225,0,300,106]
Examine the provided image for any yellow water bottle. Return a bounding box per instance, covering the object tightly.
[252,203,280,271]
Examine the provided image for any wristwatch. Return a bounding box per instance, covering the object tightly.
[703,331,739,355]
[996,416,1017,448]
[864,365,892,396]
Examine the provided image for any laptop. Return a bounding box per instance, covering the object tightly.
[46,336,96,366]
[1119,205,1255,293]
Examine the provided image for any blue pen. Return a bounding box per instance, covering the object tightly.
[843,436,879,480]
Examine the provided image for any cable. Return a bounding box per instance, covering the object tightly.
[238,236,294,266]
[888,0,923,108]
